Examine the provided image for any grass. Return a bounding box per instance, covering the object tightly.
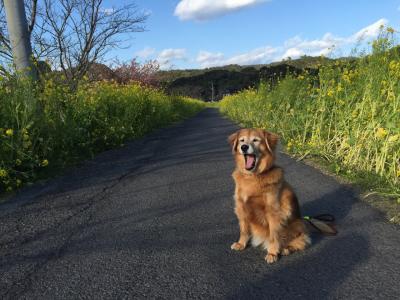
[220,29,400,222]
[0,77,204,194]
[205,101,220,108]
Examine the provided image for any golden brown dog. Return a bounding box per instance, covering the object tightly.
[228,128,310,263]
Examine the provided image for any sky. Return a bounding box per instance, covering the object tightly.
[103,0,400,70]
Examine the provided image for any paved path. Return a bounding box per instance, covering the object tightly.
[1,108,399,299]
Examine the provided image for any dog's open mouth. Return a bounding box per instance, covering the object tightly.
[244,154,257,171]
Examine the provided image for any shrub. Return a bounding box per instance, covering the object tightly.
[0,78,203,193]
[220,29,400,196]
[113,59,160,86]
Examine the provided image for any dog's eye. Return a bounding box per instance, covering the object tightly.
[253,138,260,142]
[239,139,245,142]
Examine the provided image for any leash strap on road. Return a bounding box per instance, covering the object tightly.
[303,214,337,236]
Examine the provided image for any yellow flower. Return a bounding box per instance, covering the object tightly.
[388,135,399,143]
[376,127,388,139]
[342,74,351,83]
[387,27,395,34]
[5,129,13,136]
[327,89,334,97]
[41,159,49,167]
[341,141,350,148]
[0,169,7,177]
[388,91,396,101]
[389,60,397,70]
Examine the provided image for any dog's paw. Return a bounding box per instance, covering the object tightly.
[231,242,245,251]
[281,248,291,256]
[265,253,279,264]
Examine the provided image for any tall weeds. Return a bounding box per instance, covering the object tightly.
[0,78,204,193]
[220,29,400,196]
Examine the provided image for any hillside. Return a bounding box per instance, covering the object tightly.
[158,56,335,101]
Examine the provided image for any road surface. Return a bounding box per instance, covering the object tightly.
[1,108,399,299]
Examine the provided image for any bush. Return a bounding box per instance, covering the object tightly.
[113,59,160,86]
[220,29,400,196]
[0,78,204,193]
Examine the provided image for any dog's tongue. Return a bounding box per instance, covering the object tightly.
[245,155,255,169]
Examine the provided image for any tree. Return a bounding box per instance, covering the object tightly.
[0,0,148,84]
[113,58,160,86]
[1,0,40,75]
[2,0,37,78]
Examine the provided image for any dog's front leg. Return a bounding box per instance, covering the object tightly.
[231,200,250,251]
[265,213,282,263]
[265,191,283,263]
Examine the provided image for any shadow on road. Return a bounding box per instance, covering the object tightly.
[1,108,396,299]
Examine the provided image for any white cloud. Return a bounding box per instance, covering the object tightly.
[350,18,388,42]
[101,8,115,15]
[197,51,225,67]
[174,0,268,21]
[158,48,187,61]
[135,47,156,59]
[224,46,277,65]
[285,33,344,51]
[157,48,187,69]
[153,19,390,69]
[196,47,277,68]
[280,20,388,60]
[281,33,344,59]
[282,48,304,59]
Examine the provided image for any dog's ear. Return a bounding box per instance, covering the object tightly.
[263,130,279,153]
[228,131,239,153]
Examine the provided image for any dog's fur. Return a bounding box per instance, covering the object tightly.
[228,128,310,263]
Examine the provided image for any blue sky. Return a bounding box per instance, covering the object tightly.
[104,0,400,69]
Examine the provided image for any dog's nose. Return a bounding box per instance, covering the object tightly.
[241,144,249,152]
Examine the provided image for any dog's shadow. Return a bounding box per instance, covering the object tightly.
[203,185,371,299]
[205,147,375,298]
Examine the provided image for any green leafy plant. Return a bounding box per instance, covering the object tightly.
[220,28,400,198]
[0,77,204,193]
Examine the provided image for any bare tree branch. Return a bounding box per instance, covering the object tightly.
[27,0,38,35]
[38,0,147,85]
[0,0,39,68]
[0,0,147,81]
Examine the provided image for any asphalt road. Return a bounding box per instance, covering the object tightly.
[1,108,399,299]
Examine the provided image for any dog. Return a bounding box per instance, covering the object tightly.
[228,128,310,263]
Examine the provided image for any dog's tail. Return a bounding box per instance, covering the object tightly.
[303,214,337,235]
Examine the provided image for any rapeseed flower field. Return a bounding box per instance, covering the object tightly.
[0,78,203,193]
[220,29,400,200]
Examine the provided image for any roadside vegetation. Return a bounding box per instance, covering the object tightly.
[220,28,400,219]
[0,76,203,194]
[0,0,204,195]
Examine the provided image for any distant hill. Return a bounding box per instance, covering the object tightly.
[157,56,336,101]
